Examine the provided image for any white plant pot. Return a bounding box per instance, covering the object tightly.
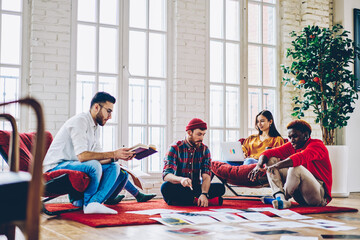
[326,145,349,197]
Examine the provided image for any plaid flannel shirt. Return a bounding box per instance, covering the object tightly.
[162,139,212,186]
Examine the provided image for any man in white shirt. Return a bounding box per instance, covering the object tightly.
[43,92,134,214]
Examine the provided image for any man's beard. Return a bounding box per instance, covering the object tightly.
[95,111,106,126]
[188,136,202,146]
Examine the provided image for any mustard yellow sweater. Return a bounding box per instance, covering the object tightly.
[242,134,284,159]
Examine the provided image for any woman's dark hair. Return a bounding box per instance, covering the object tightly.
[90,92,116,108]
[255,110,282,138]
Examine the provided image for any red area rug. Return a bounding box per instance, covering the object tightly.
[45,199,358,228]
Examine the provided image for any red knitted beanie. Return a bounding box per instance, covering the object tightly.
[186,118,207,131]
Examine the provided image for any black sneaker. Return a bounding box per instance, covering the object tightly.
[136,193,156,202]
[104,195,125,205]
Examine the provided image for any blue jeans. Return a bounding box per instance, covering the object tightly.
[50,160,128,206]
[226,158,258,166]
[243,158,258,165]
[125,181,139,197]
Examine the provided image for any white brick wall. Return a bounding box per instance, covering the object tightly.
[172,0,207,141]
[28,0,72,134]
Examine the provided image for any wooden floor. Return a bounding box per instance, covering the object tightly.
[39,193,360,240]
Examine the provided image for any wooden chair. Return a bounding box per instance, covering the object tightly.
[0,97,45,240]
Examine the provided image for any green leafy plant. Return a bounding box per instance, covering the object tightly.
[281,24,359,145]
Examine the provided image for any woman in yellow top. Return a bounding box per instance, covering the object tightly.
[227,110,284,166]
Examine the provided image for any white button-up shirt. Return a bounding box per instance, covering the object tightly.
[43,112,102,172]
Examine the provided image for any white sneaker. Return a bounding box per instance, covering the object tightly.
[83,202,118,214]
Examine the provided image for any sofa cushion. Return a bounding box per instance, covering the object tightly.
[0,130,53,171]
[43,169,90,193]
[211,161,267,187]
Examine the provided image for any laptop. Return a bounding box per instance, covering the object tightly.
[220,141,245,162]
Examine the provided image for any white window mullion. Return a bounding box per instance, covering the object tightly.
[259,1,264,111]
[120,0,129,150]
[95,0,100,92]
[241,0,248,138]
[222,0,226,142]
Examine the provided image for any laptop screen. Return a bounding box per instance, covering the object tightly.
[220,141,245,162]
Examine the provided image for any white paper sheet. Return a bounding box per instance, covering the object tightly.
[237,212,275,222]
[300,219,357,231]
[249,207,276,212]
[210,208,245,213]
[217,234,255,239]
[126,209,184,215]
[243,221,311,230]
[161,213,219,225]
[309,224,357,231]
[300,219,344,225]
[210,213,248,223]
[196,224,244,232]
[280,236,318,240]
[150,217,192,227]
[268,209,312,220]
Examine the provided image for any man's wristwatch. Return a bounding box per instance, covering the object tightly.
[201,192,209,198]
[111,158,116,162]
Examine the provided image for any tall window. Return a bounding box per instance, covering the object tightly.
[127,0,167,173]
[209,0,278,160]
[75,0,120,152]
[0,0,23,130]
[74,0,168,174]
[247,0,277,134]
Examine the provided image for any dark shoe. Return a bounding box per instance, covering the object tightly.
[136,193,156,202]
[104,195,125,205]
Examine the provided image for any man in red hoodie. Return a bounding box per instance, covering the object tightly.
[248,120,332,209]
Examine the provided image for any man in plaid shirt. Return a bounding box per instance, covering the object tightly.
[161,118,225,207]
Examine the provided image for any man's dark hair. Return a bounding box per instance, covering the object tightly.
[190,128,207,132]
[90,92,116,108]
[287,119,312,135]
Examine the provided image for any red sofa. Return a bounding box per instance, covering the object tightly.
[0,130,90,215]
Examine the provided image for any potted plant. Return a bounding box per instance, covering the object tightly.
[281,24,359,145]
[281,24,359,197]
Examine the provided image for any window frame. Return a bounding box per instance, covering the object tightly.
[207,0,280,161]
[247,0,279,135]
[71,0,172,178]
[122,0,171,178]
[0,0,28,132]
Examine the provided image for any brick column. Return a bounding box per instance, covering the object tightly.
[172,0,207,141]
[28,0,72,133]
